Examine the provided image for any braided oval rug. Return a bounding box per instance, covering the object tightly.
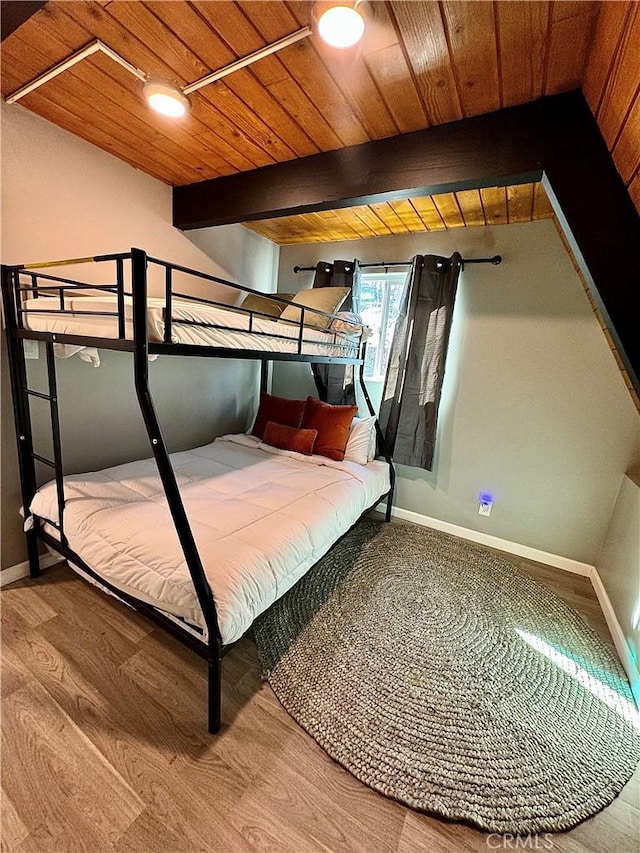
[253,520,640,834]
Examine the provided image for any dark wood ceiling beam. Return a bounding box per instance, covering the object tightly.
[174,91,640,394]
[541,94,640,395]
[1,1,48,42]
[174,97,547,229]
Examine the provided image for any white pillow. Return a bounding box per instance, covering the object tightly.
[344,416,377,465]
[330,312,364,336]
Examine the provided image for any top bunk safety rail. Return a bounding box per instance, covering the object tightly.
[2,248,363,363]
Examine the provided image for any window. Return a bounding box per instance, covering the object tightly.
[357,270,408,380]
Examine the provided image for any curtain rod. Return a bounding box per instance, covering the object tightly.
[293,255,502,274]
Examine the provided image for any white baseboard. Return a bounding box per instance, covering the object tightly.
[590,568,640,708]
[0,553,60,588]
[378,504,594,576]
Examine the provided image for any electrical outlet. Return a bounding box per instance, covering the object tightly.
[24,339,39,360]
[478,497,493,517]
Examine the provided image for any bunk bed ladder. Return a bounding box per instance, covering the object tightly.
[130,248,223,733]
[2,266,68,570]
[2,266,41,576]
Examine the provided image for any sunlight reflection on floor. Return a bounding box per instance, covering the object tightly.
[516,629,640,731]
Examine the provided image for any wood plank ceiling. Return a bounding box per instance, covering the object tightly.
[1,1,638,243]
[245,182,554,243]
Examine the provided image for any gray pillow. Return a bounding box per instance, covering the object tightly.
[240,291,295,318]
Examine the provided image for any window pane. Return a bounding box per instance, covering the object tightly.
[364,343,377,377]
[381,282,405,375]
[359,279,382,379]
[359,271,407,380]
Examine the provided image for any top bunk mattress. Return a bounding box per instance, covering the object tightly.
[22,294,359,358]
[29,434,390,645]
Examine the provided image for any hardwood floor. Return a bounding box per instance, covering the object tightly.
[1,534,639,853]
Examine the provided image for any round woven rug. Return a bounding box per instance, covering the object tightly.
[253,520,640,833]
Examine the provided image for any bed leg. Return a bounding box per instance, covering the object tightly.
[207,654,221,734]
[26,530,41,578]
[385,491,393,523]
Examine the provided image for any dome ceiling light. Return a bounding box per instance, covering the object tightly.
[143,78,190,118]
[315,2,366,49]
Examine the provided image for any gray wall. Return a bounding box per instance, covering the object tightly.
[1,102,278,570]
[188,224,280,297]
[274,220,640,565]
[22,350,257,475]
[596,472,640,688]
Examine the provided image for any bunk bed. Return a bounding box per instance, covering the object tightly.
[1,248,395,733]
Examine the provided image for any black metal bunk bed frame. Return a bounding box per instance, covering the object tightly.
[1,247,395,733]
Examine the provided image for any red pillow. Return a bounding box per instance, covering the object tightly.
[301,397,358,461]
[263,422,318,456]
[251,392,306,440]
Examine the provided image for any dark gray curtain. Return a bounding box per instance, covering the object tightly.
[311,259,359,405]
[379,253,462,470]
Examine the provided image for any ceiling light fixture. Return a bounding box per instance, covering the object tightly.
[143,78,189,118]
[315,2,366,49]
[4,13,364,118]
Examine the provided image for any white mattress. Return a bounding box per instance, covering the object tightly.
[23,294,359,358]
[29,435,390,645]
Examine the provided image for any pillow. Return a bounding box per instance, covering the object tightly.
[251,392,306,440]
[280,287,350,330]
[301,396,358,461]
[262,421,318,456]
[344,416,377,465]
[240,292,295,319]
[330,312,364,336]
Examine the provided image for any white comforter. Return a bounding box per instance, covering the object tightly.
[29,435,389,644]
[23,294,359,360]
